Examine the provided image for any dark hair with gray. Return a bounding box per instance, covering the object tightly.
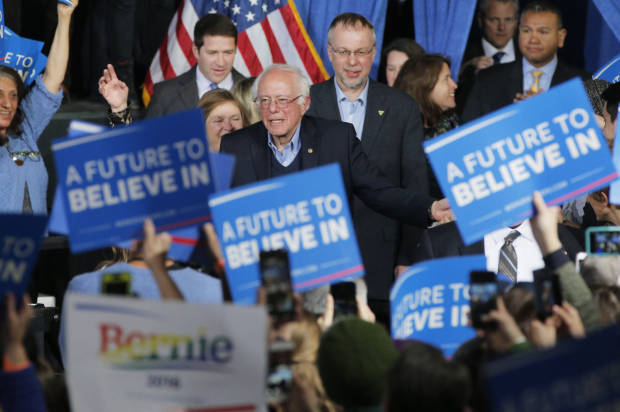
[194,13,238,48]
[252,64,310,107]
[521,0,563,28]
[478,0,519,16]
[382,38,425,60]
[327,12,376,46]
[0,66,26,137]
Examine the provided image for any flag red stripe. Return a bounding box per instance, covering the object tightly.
[159,33,177,80]
[144,71,154,96]
[175,0,197,66]
[237,31,263,76]
[279,5,324,83]
[261,19,285,64]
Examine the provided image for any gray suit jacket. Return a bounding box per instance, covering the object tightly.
[306,78,428,301]
[146,66,245,118]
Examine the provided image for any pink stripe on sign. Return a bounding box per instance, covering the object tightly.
[295,265,364,289]
[548,172,618,205]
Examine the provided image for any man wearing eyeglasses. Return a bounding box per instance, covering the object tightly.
[305,13,430,326]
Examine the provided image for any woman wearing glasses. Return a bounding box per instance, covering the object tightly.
[0,0,79,214]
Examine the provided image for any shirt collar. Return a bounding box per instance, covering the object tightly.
[195,67,234,97]
[522,54,558,79]
[267,124,301,154]
[333,76,369,105]
[481,37,516,61]
[486,220,535,245]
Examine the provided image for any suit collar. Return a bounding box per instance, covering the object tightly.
[311,79,340,121]
[179,66,199,107]
[361,79,387,153]
[300,117,319,169]
[248,122,271,181]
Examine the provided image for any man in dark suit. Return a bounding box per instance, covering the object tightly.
[305,13,428,323]
[146,13,245,118]
[413,220,582,282]
[463,0,588,122]
[220,63,452,248]
[457,0,520,113]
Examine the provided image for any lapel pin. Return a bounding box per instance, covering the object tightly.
[378,110,384,116]
[308,148,314,153]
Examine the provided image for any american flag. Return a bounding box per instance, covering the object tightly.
[142,0,329,106]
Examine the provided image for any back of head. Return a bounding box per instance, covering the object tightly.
[602,82,620,123]
[581,255,620,289]
[382,38,425,60]
[318,318,397,409]
[230,77,261,124]
[592,285,620,325]
[393,54,451,125]
[194,13,238,48]
[584,79,611,116]
[387,340,471,412]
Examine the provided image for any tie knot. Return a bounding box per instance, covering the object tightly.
[209,83,218,91]
[530,71,544,93]
[492,51,505,65]
[504,231,520,244]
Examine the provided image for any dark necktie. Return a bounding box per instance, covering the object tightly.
[492,51,505,65]
[498,231,520,282]
[209,82,218,90]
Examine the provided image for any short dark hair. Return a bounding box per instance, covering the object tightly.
[387,340,471,412]
[521,0,563,28]
[479,0,520,17]
[393,54,451,126]
[0,66,25,136]
[382,38,425,60]
[327,13,376,46]
[602,82,620,123]
[194,13,238,48]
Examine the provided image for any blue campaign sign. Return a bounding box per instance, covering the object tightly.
[0,28,47,85]
[390,255,485,357]
[209,164,364,305]
[609,105,620,204]
[593,53,620,83]
[52,109,216,253]
[0,0,4,40]
[0,214,48,303]
[485,325,620,411]
[425,78,618,245]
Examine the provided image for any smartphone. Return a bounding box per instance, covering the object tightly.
[266,340,294,404]
[260,250,295,323]
[100,272,132,296]
[586,227,620,255]
[534,269,562,320]
[575,252,587,273]
[469,271,498,329]
[331,281,357,320]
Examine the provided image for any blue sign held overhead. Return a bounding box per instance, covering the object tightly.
[390,255,486,357]
[52,109,217,253]
[0,28,47,86]
[425,78,618,245]
[609,105,620,204]
[593,53,620,83]
[0,214,48,304]
[209,164,364,305]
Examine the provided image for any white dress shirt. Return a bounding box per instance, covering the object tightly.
[481,37,516,64]
[196,68,234,99]
[484,220,544,282]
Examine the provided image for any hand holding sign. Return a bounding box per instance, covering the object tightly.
[57,0,78,20]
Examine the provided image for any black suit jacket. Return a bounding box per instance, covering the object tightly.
[305,79,428,301]
[462,58,589,122]
[220,116,434,235]
[146,66,245,118]
[456,37,521,115]
[413,221,583,264]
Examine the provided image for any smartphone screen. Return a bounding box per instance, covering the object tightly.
[330,281,357,320]
[586,227,620,255]
[534,270,562,320]
[469,271,498,329]
[101,272,132,296]
[260,250,295,322]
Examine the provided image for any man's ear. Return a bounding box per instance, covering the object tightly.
[301,95,311,115]
[557,28,567,48]
[192,44,200,60]
[477,11,484,29]
[602,190,611,207]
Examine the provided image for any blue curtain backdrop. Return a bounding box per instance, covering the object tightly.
[294,0,388,80]
[413,0,477,79]
[587,0,620,74]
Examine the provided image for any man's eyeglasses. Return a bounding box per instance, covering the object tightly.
[328,44,375,58]
[9,150,41,166]
[254,95,304,109]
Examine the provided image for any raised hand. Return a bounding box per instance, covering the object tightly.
[99,64,129,112]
